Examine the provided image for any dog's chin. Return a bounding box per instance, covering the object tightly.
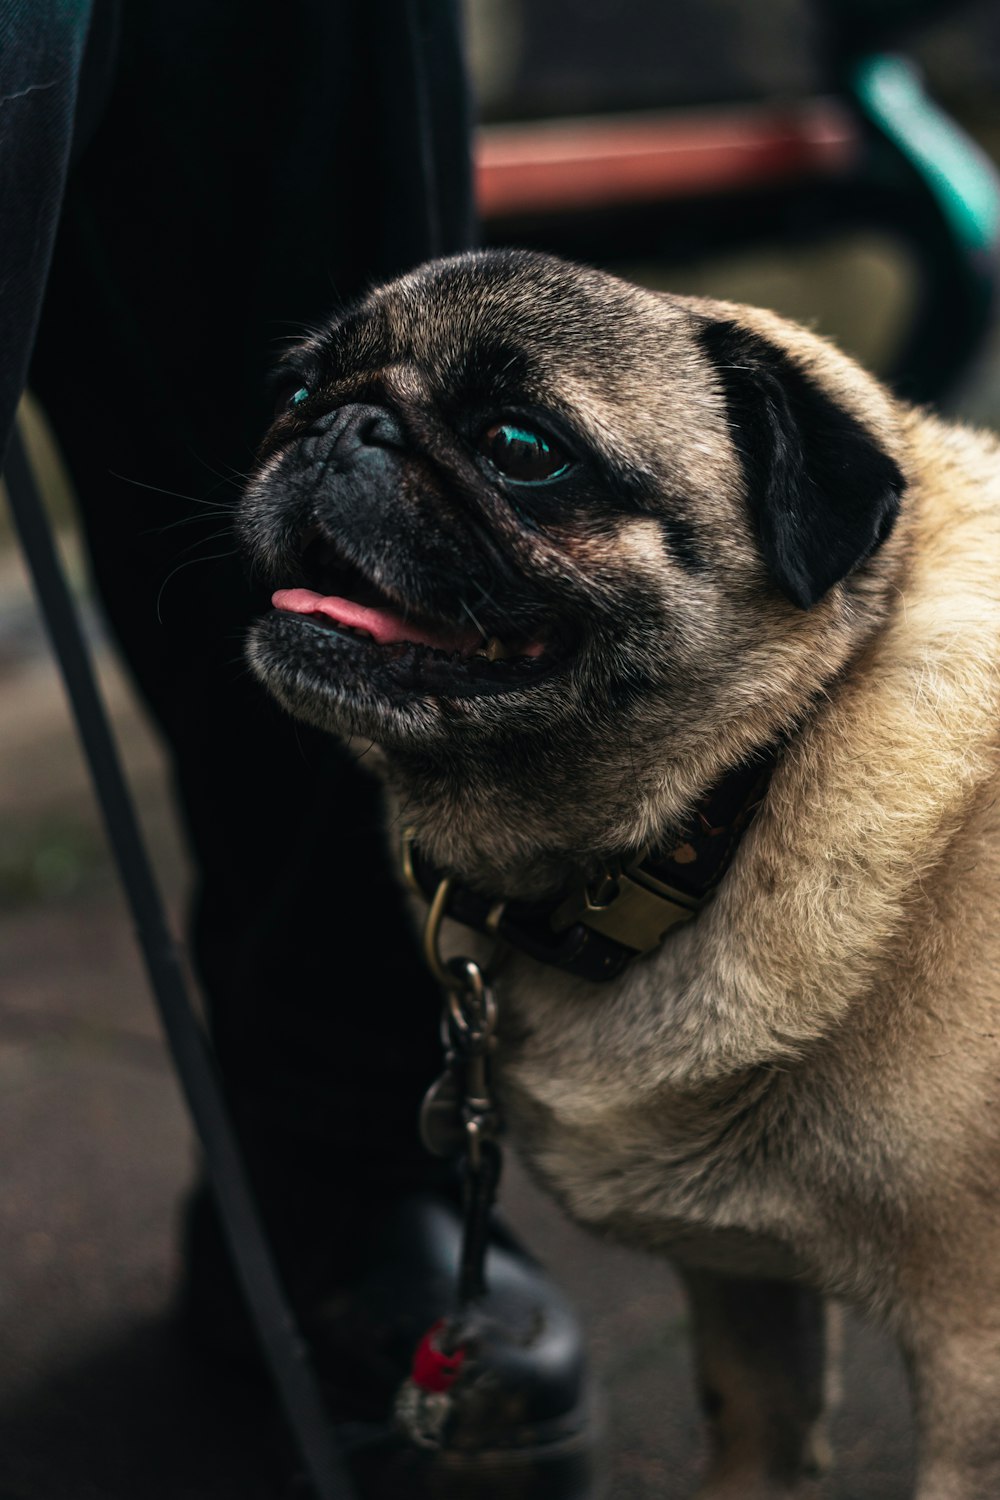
[247,608,572,746]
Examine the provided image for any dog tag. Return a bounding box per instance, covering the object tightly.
[419,1068,466,1159]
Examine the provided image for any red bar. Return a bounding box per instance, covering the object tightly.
[476,99,860,219]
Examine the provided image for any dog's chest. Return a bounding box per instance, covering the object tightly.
[493,958,817,1276]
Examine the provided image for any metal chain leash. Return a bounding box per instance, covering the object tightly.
[417,876,504,1303]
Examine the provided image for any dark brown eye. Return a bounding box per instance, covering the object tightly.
[478,422,570,482]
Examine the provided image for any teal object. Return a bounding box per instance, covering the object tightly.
[488,424,569,481]
[501,424,555,457]
[849,52,1000,403]
[291,385,310,406]
[854,55,1000,256]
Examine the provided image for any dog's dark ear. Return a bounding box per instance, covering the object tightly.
[699,319,905,609]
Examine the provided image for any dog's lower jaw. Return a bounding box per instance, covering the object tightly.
[246,635,428,746]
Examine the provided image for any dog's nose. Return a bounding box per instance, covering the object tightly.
[309,402,407,460]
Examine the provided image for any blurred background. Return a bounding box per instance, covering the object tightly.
[2,2,1000,1495]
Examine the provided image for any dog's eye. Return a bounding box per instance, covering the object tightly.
[270,377,312,416]
[269,375,313,417]
[479,422,570,482]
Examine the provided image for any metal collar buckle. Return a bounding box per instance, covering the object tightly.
[550,856,702,954]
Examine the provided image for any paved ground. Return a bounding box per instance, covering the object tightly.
[0,481,924,1500]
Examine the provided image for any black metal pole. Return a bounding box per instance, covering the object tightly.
[3,422,356,1500]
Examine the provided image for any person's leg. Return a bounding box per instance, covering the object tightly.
[30,0,471,1256]
[0,0,104,469]
[28,4,592,1491]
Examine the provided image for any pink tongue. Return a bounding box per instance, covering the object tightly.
[272,587,483,653]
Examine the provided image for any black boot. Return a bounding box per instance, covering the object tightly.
[180,1184,597,1499]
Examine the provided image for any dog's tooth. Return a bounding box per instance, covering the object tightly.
[484,636,512,662]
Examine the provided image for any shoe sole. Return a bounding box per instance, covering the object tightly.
[342,1392,607,1500]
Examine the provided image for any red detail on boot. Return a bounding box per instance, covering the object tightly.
[411,1320,467,1393]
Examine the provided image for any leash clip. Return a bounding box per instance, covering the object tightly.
[402,827,506,987]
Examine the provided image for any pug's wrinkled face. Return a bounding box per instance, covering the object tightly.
[239,250,904,881]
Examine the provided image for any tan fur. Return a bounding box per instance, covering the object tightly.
[484,407,1000,1498]
[240,252,1000,1497]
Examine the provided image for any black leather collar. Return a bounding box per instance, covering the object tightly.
[402,747,780,983]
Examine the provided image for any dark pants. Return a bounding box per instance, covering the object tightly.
[4,0,474,1267]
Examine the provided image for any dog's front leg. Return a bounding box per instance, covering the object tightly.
[905,1316,1000,1500]
[679,1268,831,1498]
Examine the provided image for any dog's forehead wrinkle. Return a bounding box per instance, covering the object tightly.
[315,299,396,372]
[375,247,685,365]
[380,362,429,404]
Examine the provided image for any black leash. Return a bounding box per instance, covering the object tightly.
[3,423,357,1500]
